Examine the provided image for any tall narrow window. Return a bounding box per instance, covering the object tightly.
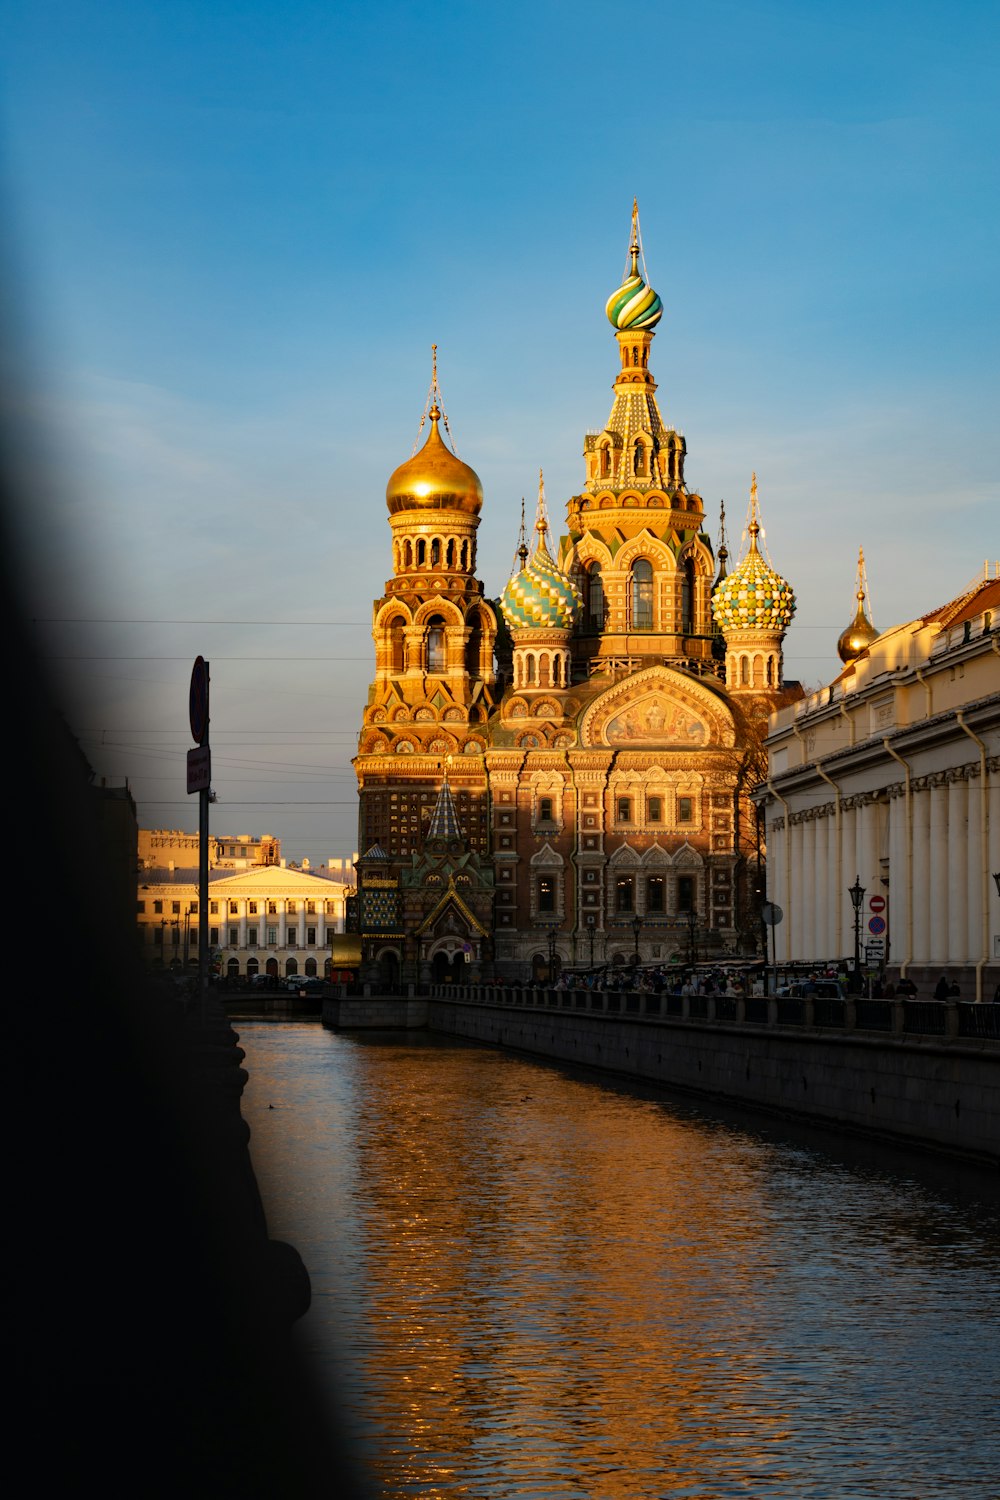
[585,566,605,632]
[615,876,634,913]
[634,440,645,476]
[678,796,693,823]
[427,616,446,672]
[538,876,556,914]
[617,796,632,822]
[647,876,665,914]
[681,557,695,634]
[648,796,662,822]
[631,559,653,630]
[389,617,405,673]
[677,875,695,913]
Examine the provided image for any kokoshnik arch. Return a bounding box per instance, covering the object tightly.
[352,203,799,987]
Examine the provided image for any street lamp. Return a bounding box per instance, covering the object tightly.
[848,875,866,992]
[631,912,642,967]
[547,923,558,981]
[685,907,697,970]
[586,913,596,968]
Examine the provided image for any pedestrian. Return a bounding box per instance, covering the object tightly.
[948,980,960,1000]
[934,974,950,1002]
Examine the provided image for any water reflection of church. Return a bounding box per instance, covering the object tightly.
[353,205,798,987]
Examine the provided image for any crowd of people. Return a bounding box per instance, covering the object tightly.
[547,965,758,997]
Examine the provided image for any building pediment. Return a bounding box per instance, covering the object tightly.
[579,667,735,749]
[415,886,489,938]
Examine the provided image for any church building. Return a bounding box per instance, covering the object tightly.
[353,206,798,985]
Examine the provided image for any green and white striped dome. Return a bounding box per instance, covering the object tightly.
[605,270,662,331]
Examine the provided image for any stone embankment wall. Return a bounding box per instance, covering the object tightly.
[323,995,429,1029]
[425,988,1000,1165]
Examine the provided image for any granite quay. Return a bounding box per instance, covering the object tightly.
[322,985,999,1165]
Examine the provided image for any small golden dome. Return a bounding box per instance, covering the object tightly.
[386,405,483,517]
[837,548,878,664]
[837,597,878,664]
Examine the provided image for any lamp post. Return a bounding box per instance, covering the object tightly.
[586,913,596,969]
[183,905,192,969]
[848,875,866,993]
[685,907,697,970]
[547,923,558,982]
[631,912,641,968]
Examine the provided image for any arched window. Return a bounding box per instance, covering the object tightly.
[467,615,482,675]
[600,445,611,477]
[430,537,441,567]
[634,440,645,476]
[426,616,446,673]
[585,566,605,632]
[388,617,405,673]
[631,559,653,631]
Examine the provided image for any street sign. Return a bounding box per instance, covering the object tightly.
[868,916,886,935]
[762,902,783,925]
[187,745,211,793]
[189,656,210,745]
[865,939,886,959]
[869,895,886,914]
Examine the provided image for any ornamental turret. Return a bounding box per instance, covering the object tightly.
[563,203,715,673]
[712,474,795,692]
[501,471,581,691]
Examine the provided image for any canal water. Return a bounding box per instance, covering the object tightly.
[239,1022,1000,1499]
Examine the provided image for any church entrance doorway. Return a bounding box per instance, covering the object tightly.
[431,949,466,984]
[380,949,400,993]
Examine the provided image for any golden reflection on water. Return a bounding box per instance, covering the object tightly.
[241,1026,1000,1500]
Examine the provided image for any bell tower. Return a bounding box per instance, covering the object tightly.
[560,201,717,676]
[354,351,498,863]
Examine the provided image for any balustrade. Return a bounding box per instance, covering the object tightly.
[425,983,999,1044]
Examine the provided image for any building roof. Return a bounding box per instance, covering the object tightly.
[139,864,351,893]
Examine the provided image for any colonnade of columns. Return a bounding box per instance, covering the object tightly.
[767,760,997,974]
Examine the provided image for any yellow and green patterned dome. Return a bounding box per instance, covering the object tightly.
[606,200,662,331]
[606,268,662,331]
[502,531,582,632]
[501,476,581,633]
[712,478,795,635]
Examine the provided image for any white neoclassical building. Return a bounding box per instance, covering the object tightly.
[137,862,352,982]
[759,567,999,1000]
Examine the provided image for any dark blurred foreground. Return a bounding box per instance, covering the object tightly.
[4,404,369,1500]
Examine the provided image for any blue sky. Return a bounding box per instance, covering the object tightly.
[3,0,997,862]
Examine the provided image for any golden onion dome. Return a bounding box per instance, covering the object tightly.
[837,593,878,665]
[386,405,483,517]
[837,549,878,665]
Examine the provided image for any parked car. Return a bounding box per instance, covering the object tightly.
[776,980,844,998]
[285,976,324,993]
